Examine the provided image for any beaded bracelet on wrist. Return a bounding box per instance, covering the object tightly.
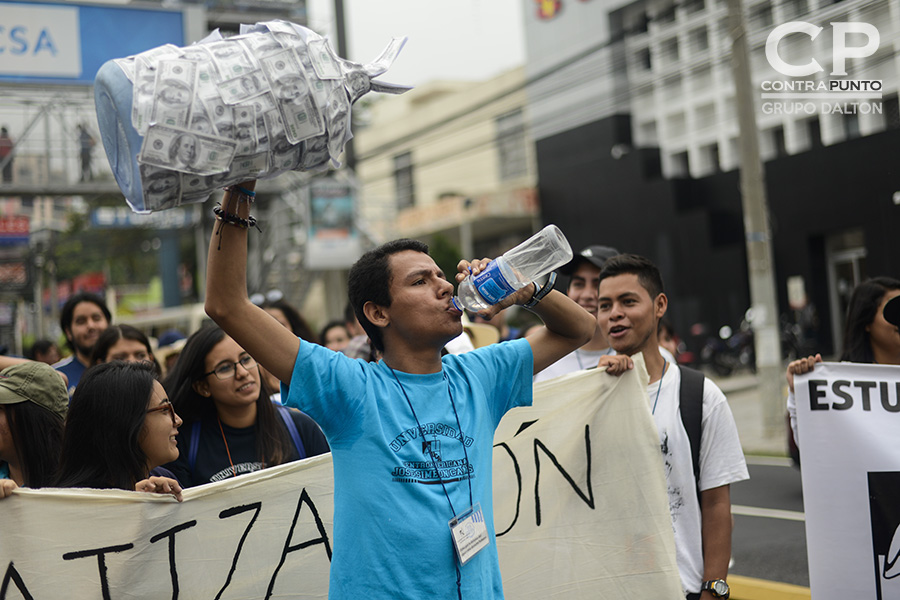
[213,204,260,231]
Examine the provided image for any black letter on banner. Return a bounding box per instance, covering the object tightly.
[533,424,594,527]
[149,520,197,600]
[832,380,853,410]
[265,489,332,600]
[809,380,828,410]
[63,543,134,600]
[0,562,34,600]
[214,503,262,600]
[881,381,900,413]
[855,381,876,411]
[493,442,522,537]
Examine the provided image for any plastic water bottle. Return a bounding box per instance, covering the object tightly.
[452,225,573,312]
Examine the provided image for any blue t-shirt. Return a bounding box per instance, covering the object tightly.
[282,338,533,599]
[53,355,88,398]
[0,461,9,480]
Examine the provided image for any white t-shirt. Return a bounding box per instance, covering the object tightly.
[533,347,614,383]
[786,389,799,445]
[647,363,750,595]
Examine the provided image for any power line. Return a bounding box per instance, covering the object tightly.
[356,0,897,161]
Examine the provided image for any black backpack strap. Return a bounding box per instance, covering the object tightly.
[679,366,705,491]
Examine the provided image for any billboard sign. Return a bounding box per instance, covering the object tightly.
[0,1,190,85]
[305,178,361,270]
[0,215,29,246]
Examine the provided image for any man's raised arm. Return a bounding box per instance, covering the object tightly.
[457,259,594,374]
[205,182,300,384]
[522,290,596,373]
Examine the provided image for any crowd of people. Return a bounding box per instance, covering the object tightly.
[1,181,897,599]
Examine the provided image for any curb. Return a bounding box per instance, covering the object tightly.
[730,575,810,600]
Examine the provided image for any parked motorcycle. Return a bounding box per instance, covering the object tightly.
[700,310,756,377]
[700,308,817,376]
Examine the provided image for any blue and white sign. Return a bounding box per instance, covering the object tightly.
[0,1,190,85]
[0,3,81,77]
[91,206,198,229]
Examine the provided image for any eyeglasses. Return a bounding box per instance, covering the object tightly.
[146,401,177,426]
[202,355,257,380]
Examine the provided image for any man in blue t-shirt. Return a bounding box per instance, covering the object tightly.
[205,184,595,599]
[53,292,111,397]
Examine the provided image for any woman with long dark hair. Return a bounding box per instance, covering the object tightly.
[91,324,162,376]
[260,297,317,343]
[55,361,183,500]
[786,276,900,441]
[0,362,67,495]
[162,325,328,487]
[258,298,317,402]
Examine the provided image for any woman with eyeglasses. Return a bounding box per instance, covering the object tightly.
[54,361,184,501]
[162,325,329,487]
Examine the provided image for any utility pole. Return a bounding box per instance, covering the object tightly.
[333,0,355,171]
[726,0,784,437]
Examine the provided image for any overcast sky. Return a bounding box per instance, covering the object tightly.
[305,0,526,87]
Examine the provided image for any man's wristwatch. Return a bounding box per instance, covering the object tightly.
[701,579,730,599]
[522,272,557,309]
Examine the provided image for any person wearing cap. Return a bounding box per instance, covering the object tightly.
[533,245,619,383]
[54,291,112,397]
[0,362,68,497]
[786,276,900,444]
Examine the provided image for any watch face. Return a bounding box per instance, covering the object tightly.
[712,580,729,595]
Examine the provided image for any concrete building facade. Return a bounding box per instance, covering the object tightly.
[522,0,900,356]
[353,66,541,259]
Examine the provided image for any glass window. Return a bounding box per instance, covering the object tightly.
[749,3,773,30]
[496,109,528,181]
[691,27,709,52]
[883,95,899,130]
[842,113,860,140]
[670,151,690,177]
[393,152,415,210]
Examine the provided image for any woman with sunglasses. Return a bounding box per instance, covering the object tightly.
[55,361,184,500]
[786,276,900,443]
[162,325,328,487]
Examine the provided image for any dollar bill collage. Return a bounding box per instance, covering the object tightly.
[115,20,374,211]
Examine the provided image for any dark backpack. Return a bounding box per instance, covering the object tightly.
[678,366,705,492]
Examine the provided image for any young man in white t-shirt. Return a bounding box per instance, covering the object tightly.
[533,245,618,382]
[595,254,749,600]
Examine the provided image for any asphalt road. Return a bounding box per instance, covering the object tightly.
[730,456,810,587]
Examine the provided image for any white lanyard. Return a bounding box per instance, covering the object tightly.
[651,361,669,415]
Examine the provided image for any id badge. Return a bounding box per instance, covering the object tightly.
[449,502,490,565]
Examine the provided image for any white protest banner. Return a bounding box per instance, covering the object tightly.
[494,360,683,598]
[0,363,680,598]
[796,362,900,600]
[0,455,335,599]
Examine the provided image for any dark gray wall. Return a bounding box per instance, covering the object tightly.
[537,115,900,356]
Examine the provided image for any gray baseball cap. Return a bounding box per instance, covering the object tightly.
[558,245,619,275]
